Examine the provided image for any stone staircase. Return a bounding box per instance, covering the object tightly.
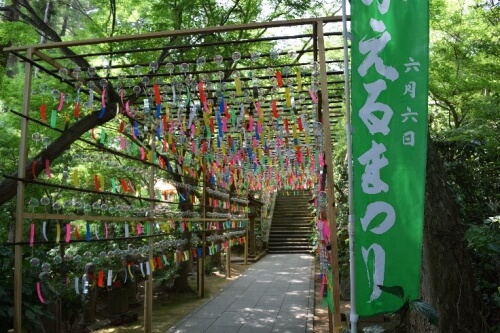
[267,191,313,254]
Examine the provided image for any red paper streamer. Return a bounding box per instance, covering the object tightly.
[120,178,128,193]
[275,71,283,87]
[297,116,303,131]
[119,120,125,133]
[40,104,47,122]
[74,102,80,118]
[272,100,278,118]
[97,271,104,287]
[94,175,100,191]
[74,226,81,240]
[153,84,162,105]
[209,117,215,133]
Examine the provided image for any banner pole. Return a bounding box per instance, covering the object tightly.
[341,1,358,331]
[316,20,342,332]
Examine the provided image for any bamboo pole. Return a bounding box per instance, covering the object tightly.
[341,0,358,331]
[316,21,343,332]
[22,212,248,223]
[4,16,344,52]
[14,47,34,333]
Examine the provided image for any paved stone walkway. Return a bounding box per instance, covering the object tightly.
[166,253,315,333]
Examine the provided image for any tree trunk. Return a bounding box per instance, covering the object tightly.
[409,139,487,332]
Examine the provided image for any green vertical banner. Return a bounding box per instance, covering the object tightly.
[351,1,429,316]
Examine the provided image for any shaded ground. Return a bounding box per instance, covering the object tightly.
[92,256,394,333]
[94,263,249,333]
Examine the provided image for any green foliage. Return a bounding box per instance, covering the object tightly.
[465,216,500,330]
[153,265,179,291]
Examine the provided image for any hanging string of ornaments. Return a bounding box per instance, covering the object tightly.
[33,49,327,196]
[24,47,332,304]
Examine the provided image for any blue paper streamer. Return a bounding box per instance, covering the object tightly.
[98,107,106,119]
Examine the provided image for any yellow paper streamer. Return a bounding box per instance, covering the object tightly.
[55,224,60,244]
[285,87,292,107]
[195,120,201,136]
[99,174,105,190]
[235,77,242,95]
[73,170,79,187]
[296,71,302,91]
[128,264,134,279]
[149,258,156,272]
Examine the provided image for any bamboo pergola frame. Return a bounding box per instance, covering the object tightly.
[4,15,347,333]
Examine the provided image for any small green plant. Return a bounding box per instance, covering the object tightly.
[378,285,439,332]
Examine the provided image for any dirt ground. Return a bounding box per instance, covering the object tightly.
[93,257,392,333]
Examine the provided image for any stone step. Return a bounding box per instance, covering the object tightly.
[268,241,310,246]
[270,224,311,228]
[271,218,312,223]
[268,235,310,240]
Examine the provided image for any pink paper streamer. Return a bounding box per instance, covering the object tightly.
[30,223,35,247]
[57,92,64,111]
[319,274,326,297]
[256,101,262,118]
[191,140,196,153]
[308,88,318,104]
[140,147,145,160]
[36,282,46,303]
[101,87,106,108]
[45,159,51,178]
[105,223,108,239]
[65,224,71,243]
[248,116,254,131]
[319,152,325,168]
[137,224,143,235]
[222,117,228,132]
[125,101,131,117]
[119,135,126,151]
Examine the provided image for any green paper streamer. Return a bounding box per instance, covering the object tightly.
[50,110,57,128]
[100,129,106,144]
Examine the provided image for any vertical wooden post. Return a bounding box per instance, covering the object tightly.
[198,221,205,298]
[244,225,249,266]
[144,281,152,333]
[14,47,34,333]
[316,20,343,333]
[144,134,156,333]
[199,177,207,298]
[225,241,231,278]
